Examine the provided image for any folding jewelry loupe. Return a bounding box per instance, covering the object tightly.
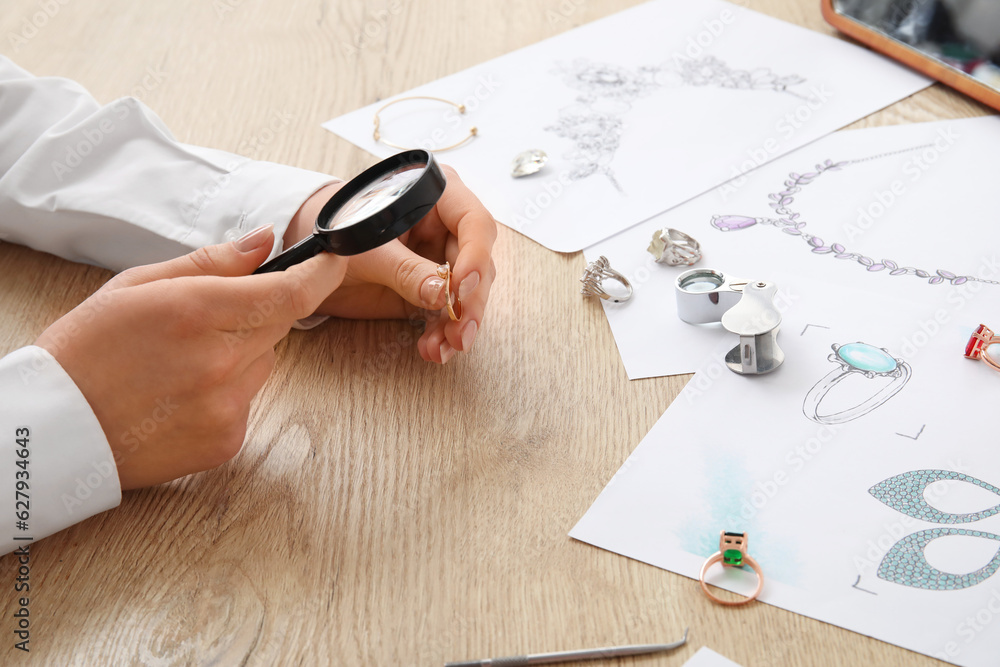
[675,268,784,375]
[674,268,747,324]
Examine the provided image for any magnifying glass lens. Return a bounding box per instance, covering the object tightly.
[679,270,725,293]
[253,150,444,273]
[328,164,425,230]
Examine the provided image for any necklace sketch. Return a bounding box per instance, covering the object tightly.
[870,470,1000,591]
[544,57,811,193]
[711,146,1000,286]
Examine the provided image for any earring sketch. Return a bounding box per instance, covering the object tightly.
[802,342,911,425]
[878,528,1000,591]
[373,96,478,152]
[869,470,1000,524]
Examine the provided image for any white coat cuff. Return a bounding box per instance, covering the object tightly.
[190,159,338,261]
[0,346,120,554]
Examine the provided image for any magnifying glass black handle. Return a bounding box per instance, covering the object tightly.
[252,235,325,274]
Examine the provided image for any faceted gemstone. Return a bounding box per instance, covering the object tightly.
[511,149,548,178]
[837,342,897,373]
[711,215,757,232]
[966,330,982,357]
[723,549,743,566]
[965,324,990,358]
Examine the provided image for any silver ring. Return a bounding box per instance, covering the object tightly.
[580,255,633,303]
[803,342,911,424]
[648,228,702,266]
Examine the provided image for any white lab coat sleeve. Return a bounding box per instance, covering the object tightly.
[0,55,336,272]
[0,346,121,556]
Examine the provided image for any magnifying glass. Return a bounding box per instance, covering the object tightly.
[254,149,445,274]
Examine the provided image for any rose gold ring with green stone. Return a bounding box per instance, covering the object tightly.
[699,531,764,606]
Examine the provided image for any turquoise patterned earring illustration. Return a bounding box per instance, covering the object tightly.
[869,470,1000,591]
[878,529,1000,591]
[869,470,1000,524]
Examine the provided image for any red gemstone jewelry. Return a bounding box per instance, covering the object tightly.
[965,324,999,373]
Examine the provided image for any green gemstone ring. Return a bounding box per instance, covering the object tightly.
[699,530,764,606]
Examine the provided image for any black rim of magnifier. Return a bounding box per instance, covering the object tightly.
[253,149,445,273]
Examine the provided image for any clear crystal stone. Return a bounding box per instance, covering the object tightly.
[510,149,548,178]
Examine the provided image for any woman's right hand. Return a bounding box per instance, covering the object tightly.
[35,225,346,490]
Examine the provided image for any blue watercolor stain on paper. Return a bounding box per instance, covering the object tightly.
[676,450,803,587]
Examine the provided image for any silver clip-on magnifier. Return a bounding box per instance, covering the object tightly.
[675,268,748,324]
[254,149,445,274]
[675,268,784,375]
[721,281,784,375]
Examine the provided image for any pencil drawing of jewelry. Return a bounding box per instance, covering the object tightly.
[802,342,911,425]
[545,58,810,193]
[672,56,810,100]
[711,147,1000,286]
[869,470,1000,590]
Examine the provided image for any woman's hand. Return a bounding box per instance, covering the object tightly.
[35,226,347,490]
[285,165,498,364]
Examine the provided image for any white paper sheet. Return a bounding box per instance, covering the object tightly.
[571,277,1000,667]
[584,115,1000,378]
[323,0,929,252]
[683,647,744,667]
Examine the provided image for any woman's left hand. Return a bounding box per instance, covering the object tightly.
[284,165,498,364]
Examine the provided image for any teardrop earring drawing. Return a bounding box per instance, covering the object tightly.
[869,469,1000,590]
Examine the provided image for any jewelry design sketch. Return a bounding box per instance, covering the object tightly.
[869,470,1000,524]
[870,470,1000,590]
[802,342,910,425]
[878,528,1000,591]
[711,147,1000,286]
[545,57,810,193]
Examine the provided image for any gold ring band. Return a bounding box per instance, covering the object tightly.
[698,531,764,606]
[437,262,463,322]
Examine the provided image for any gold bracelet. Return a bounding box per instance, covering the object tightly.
[373,96,477,152]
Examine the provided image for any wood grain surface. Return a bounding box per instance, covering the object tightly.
[0,1,989,665]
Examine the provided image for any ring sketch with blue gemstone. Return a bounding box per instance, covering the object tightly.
[802,342,911,425]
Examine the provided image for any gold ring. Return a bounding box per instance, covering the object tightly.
[965,324,999,373]
[437,262,463,322]
[698,531,764,606]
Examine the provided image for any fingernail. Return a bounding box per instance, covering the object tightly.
[459,271,480,300]
[461,320,478,352]
[234,224,273,252]
[440,341,456,364]
[421,276,446,308]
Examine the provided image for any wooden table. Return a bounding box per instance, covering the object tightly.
[0,1,989,665]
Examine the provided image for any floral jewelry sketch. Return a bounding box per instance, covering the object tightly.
[802,342,911,424]
[870,470,1000,590]
[711,147,1000,286]
[545,57,810,193]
